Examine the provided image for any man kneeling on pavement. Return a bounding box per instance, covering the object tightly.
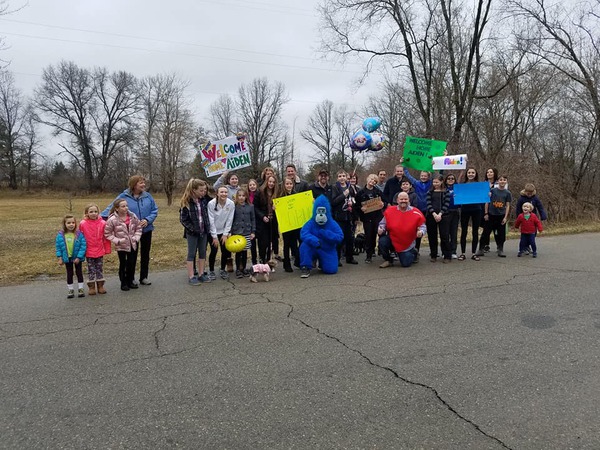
[378,192,426,268]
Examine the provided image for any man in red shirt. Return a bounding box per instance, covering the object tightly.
[378,192,426,267]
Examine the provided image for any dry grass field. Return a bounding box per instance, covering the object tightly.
[1,190,599,286]
[0,191,186,286]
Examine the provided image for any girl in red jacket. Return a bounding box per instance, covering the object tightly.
[79,203,111,295]
[514,202,543,258]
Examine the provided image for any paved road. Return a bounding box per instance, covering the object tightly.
[1,233,600,449]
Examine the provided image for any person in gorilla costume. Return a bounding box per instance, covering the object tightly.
[299,195,344,278]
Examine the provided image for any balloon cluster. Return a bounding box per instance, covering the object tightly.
[350,117,386,152]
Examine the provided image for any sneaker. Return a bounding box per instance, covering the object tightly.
[198,274,211,283]
[208,271,217,281]
[67,289,75,299]
[235,269,243,279]
[346,259,358,265]
[121,284,130,291]
[379,260,392,268]
[78,288,85,298]
[140,278,152,285]
[484,245,490,253]
[475,249,484,257]
[365,258,372,264]
[128,282,139,289]
[430,257,437,262]
[451,254,458,260]
[189,276,201,286]
[517,252,523,257]
[301,267,311,278]
[220,269,229,280]
[532,252,537,258]
[497,250,506,257]
[242,268,250,277]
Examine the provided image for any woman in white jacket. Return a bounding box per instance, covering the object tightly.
[207,186,235,280]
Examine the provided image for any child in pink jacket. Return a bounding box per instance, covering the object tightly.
[104,199,142,291]
[79,203,112,295]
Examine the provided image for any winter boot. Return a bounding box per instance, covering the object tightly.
[97,280,107,294]
[283,258,293,273]
[497,246,506,258]
[87,282,97,296]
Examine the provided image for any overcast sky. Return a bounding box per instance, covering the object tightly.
[1,0,384,165]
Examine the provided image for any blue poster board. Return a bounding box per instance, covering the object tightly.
[453,182,490,205]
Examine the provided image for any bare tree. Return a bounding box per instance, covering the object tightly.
[237,78,289,174]
[138,74,168,189]
[20,105,40,190]
[0,70,26,188]
[209,93,236,139]
[506,0,600,196]
[320,0,493,150]
[155,76,196,205]
[92,68,140,188]
[301,100,336,172]
[34,61,140,190]
[34,61,96,188]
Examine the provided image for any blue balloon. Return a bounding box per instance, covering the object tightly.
[362,117,382,133]
[350,130,372,151]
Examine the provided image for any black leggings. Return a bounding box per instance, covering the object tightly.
[426,213,451,259]
[208,234,231,271]
[117,251,136,285]
[65,261,83,285]
[362,216,381,259]
[460,209,481,254]
[257,219,279,263]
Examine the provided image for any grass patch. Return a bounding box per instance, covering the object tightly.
[0,191,599,286]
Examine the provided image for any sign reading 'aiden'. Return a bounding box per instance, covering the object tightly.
[402,136,447,172]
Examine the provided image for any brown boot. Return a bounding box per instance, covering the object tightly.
[96,280,107,294]
[87,282,97,296]
[226,257,234,272]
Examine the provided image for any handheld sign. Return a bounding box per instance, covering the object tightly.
[403,136,447,171]
[273,191,314,233]
[432,154,467,170]
[453,182,490,205]
[200,135,252,177]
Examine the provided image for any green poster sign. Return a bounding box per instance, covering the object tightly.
[402,136,447,171]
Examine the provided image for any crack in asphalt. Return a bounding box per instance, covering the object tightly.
[285,303,513,450]
[153,316,168,350]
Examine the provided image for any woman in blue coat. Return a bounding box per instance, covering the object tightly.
[102,175,158,286]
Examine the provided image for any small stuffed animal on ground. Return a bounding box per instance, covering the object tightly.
[250,260,277,282]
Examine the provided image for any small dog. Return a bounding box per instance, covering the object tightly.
[250,260,277,283]
[354,232,366,254]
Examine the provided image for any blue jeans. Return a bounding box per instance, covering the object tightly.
[519,233,537,253]
[379,234,416,267]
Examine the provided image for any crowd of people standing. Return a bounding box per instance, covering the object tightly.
[55,162,547,296]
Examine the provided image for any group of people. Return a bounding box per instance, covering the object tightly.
[55,175,158,297]
[55,163,547,296]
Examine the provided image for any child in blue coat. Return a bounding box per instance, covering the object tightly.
[55,214,87,298]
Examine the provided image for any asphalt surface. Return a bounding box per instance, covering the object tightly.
[1,233,599,449]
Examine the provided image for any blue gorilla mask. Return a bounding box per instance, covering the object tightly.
[315,206,328,225]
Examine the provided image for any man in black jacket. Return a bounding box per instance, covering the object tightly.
[286,164,309,192]
[311,169,333,201]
